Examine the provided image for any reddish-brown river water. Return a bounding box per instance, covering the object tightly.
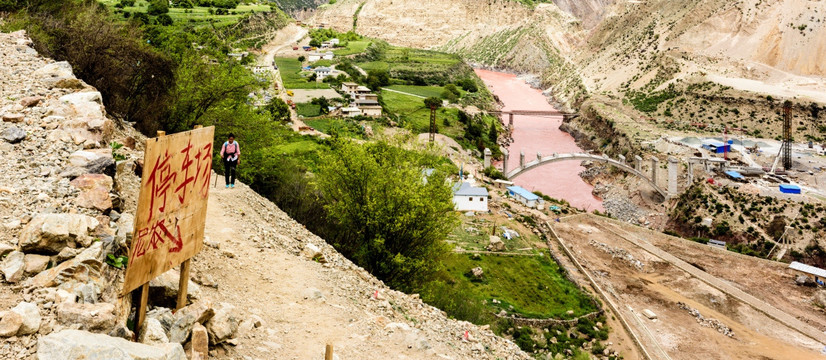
[476,69,604,212]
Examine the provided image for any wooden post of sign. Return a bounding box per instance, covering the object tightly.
[325,344,333,360]
[133,130,166,340]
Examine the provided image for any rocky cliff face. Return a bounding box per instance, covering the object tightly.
[551,0,616,28]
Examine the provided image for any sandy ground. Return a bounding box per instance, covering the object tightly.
[552,215,825,360]
[288,88,342,103]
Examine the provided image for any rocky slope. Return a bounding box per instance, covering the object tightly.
[314,0,826,121]
[0,30,530,359]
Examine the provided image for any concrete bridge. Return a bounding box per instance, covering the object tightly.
[490,110,579,128]
[485,150,680,199]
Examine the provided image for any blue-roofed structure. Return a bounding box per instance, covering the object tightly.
[702,140,731,154]
[507,186,544,209]
[779,184,801,194]
[724,170,744,180]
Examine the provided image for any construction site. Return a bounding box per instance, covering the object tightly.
[549,214,826,360]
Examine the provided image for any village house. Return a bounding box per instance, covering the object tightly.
[341,106,362,117]
[355,99,382,117]
[341,82,360,94]
[308,51,334,62]
[453,182,489,212]
[313,67,332,81]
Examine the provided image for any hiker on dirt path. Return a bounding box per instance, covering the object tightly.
[220,133,240,188]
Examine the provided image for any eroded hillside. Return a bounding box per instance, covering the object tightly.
[314,0,826,135]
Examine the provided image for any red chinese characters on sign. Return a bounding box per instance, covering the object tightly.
[130,138,213,267]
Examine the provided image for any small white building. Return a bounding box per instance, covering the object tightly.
[453,182,489,212]
[341,107,362,117]
[314,66,332,80]
[330,38,340,45]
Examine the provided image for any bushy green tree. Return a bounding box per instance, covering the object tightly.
[317,138,458,291]
[166,53,259,131]
[367,68,390,90]
[265,98,290,122]
[423,96,442,110]
[147,0,169,15]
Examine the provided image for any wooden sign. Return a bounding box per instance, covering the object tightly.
[122,126,215,295]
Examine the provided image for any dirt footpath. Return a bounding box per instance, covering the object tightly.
[552,215,824,360]
[186,176,529,359]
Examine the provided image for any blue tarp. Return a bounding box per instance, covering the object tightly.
[724,170,744,180]
[780,184,801,194]
[507,186,539,201]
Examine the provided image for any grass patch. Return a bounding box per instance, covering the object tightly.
[275,57,330,90]
[381,91,463,137]
[385,85,458,98]
[99,0,272,25]
[333,40,371,56]
[421,252,596,323]
[305,118,365,138]
[295,103,322,117]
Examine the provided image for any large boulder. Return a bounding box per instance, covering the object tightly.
[27,242,103,289]
[167,300,215,344]
[33,61,75,87]
[486,236,506,252]
[57,91,114,144]
[2,126,26,144]
[68,149,113,168]
[0,311,23,337]
[205,302,239,345]
[71,174,113,211]
[37,329,186,360]
[24,254,50,275]
[11,302,41,335]
[138,318,169,345]
[19,213,99,254]
[56,302,116,332]
[796,275,816,287]
[148,268,201,308]
[2,251,25,283]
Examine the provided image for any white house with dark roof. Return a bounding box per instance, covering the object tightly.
[453,182,489,212]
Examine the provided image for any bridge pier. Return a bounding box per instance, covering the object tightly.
[651,158,660,187]
[668,157,678,198]
[618,154,626,164]
[520,151,525,168]
[502,149,509,174]
[537,152,542,161]
[508,113,514,127]
[634,155,643,172]
[483,148,492,169]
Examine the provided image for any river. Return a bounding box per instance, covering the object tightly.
[476,69,604,212]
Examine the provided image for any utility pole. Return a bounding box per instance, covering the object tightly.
[429,105,437,143]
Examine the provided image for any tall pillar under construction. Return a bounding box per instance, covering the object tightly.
[668,157,678,197]
[782,101,793,170]
[651,157,660,187]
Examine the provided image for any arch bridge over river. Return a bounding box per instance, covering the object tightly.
[485,150,723,201]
